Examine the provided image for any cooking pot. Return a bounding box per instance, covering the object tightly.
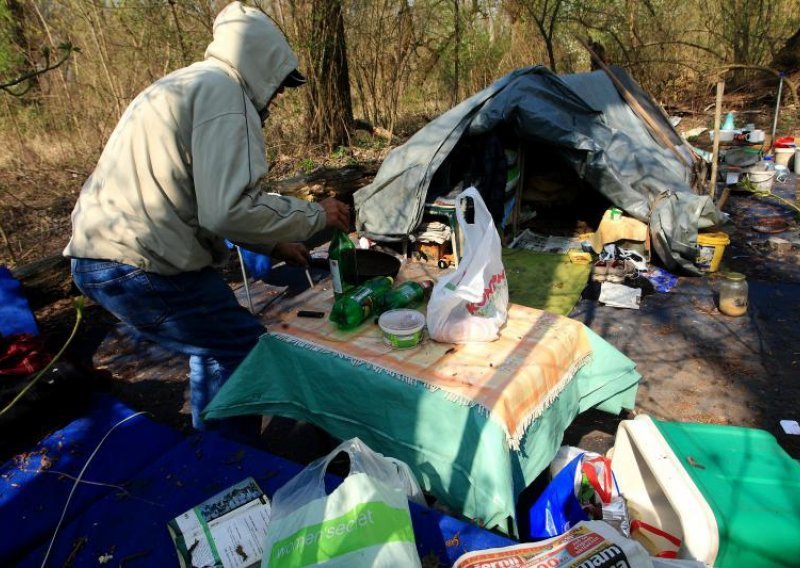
[312,249,402,284]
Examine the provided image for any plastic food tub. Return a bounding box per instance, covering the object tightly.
[378,309,425,349]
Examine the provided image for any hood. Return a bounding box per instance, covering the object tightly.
[205,1,299,111]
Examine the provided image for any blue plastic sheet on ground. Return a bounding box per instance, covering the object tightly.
[0,394,184,564]
[1,393,514,566]
[0,266,38,336]
[645,266,678,293]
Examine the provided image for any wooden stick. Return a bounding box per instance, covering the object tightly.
[709,82,725,199]
[717,186,732,211]
[577,37,691,168]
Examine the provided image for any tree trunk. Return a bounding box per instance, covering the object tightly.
[771,26,800,73]
[306,0,353,150]
[11,255,73,310]
[4,0,38,94]
[453,0,460,107]
[268,163,379,203]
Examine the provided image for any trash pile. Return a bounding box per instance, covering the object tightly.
[171,415,800,567]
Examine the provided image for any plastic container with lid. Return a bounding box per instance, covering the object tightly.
[773,147,795,168]
[718,271,748,316]
[695,232,730,272]
[378,309,426,349]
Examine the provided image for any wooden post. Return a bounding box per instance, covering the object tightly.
[511,145,525,240]
[709,82,725,199]
[717,186,732,211]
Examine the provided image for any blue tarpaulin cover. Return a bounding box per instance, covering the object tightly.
[0,394,514,566]
[0,266,38,336]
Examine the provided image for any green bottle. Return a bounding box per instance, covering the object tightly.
[380,279,434,313]
[328,229,356,298]
[330,276,394,330]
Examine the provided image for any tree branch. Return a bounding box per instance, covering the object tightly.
[0,43,79,96]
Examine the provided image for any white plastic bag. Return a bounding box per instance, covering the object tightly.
[262,438,423,567]
[426,187,509,343]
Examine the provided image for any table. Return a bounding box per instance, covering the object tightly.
[203,264,640,534]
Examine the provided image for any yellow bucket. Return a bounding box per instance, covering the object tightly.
[695,231,730,272]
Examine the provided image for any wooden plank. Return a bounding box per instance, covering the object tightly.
[577,37,691,169]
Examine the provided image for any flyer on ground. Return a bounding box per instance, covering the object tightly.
[168,477,271,568]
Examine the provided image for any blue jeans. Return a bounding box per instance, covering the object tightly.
[71,258,265,434]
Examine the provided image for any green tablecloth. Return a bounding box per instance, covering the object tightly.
[203,324,638,535]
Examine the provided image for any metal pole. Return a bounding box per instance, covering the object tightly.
[236,246,255,314]
[710,82,725,199]
[770,74,784,150]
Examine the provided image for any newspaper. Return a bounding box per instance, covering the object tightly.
[168,477,271,568]
[599,282,642,310]
[510,229,588,255]
[454,521,655,568]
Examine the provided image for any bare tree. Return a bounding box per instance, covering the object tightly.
[507,0,564,72]
[306,0,354,149]
[347,0,419,133]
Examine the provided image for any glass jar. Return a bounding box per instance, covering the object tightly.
[718,272,748,316]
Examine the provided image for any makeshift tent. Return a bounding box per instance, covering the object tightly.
[354,65,721,274]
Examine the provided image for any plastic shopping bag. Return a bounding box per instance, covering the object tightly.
[527,446,629,540]
[262,438,423,567]
[426,187,508,343]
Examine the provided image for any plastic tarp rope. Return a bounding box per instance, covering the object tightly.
[354,66,722,274]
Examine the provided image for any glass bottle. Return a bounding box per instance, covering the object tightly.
[718,272,748,317]
[329,276,394,329]
[380,280,434,313]
[328,229,356,298]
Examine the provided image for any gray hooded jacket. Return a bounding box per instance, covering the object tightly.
[64,2,325,275]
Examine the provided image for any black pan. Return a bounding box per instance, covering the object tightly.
[348,249,401,284]
[311,249,401,285]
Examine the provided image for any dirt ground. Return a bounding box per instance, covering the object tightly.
[2,118,800,467]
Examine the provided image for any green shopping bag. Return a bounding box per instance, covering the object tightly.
[262,438,423,567]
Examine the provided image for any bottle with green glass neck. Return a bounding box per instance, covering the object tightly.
[328,229,356,298]
[329,276,394,330]
[380,279,434,313]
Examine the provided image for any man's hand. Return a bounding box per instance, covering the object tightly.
[272,242,310,267]
[320,197,351,231]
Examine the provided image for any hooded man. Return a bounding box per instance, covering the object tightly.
[64,2,349,435]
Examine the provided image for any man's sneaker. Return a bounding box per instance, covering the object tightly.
[606,260,626,283]
[592,260,608,282]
